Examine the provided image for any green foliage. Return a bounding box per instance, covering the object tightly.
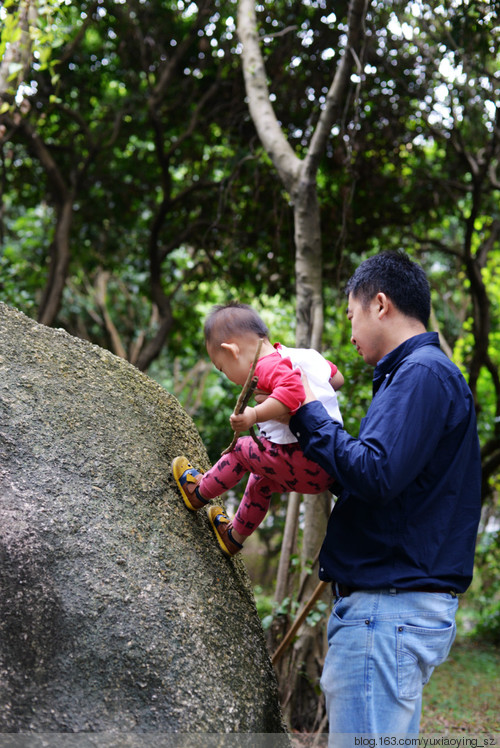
[253,585,275,624]
[0,201,52,314]
[463,492,500,644]
[305,598,329,627]
[256,587,329,632]
[259,594,299,632]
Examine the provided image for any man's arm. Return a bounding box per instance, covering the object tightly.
[290,366,449,504]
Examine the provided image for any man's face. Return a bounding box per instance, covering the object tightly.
[346,293,384,367]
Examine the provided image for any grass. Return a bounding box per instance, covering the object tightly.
[420,637,500,735]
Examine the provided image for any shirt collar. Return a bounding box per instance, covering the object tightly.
[372,332,440,394]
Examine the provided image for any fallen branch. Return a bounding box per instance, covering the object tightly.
[221,338,265,455]
[271,580,329,665]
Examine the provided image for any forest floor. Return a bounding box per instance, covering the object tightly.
[420,637,499,735]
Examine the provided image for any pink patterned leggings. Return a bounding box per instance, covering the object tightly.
[199,436,335,537]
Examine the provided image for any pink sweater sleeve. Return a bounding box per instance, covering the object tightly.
[255,354,305,413]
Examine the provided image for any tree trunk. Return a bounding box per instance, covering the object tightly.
[294,186,324,350]
[0,1,37,97]
[38,195,74,327]
[237,0,369,730]
[269,491,301,657]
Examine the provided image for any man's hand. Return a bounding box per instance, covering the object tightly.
[250,372,317,426]
[301,370,316,404]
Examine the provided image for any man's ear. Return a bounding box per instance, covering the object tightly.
[376,292,390,319]
[221,342,240,358]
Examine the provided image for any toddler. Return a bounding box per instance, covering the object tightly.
[172,302,343,557]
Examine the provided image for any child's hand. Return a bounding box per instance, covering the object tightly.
[230,406,257,432]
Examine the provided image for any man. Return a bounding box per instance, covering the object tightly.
[289,251,482,735]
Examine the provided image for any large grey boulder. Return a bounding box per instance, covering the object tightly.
[0,303,284,734]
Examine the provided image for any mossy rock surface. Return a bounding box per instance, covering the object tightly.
[0,303,284,733]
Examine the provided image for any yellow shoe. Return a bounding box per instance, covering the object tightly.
[172,456,207,511]
[208,506,243,557]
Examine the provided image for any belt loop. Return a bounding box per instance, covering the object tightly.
[333,582,341,597]
[389,587,397,596]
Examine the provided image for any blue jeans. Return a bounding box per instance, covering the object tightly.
[321,589,458,736]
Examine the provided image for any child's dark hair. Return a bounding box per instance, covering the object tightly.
[345,250,430,327]
[204,302,269,347]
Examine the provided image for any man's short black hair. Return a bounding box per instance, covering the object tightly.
[345,250,431,328]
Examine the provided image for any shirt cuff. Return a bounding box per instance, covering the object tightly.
[289,400,330,442]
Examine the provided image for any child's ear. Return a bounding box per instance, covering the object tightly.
[221,342,239,358]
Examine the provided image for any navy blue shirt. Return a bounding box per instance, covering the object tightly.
[290,333,481,593]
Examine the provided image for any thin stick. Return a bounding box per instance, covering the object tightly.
[221,338,264,455]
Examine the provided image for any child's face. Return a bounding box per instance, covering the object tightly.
[207,341,252,387]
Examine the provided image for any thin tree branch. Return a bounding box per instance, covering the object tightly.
[221,338,265,454]
[237,0,301,190]
[305,0,369,182]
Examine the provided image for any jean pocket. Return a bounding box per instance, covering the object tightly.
[331,597,367,626]
[396,620,456,699]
